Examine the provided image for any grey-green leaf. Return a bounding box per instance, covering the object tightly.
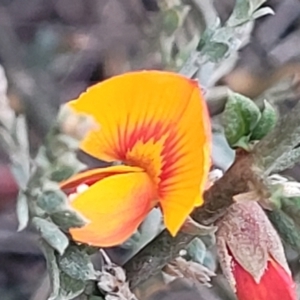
[16,191,29,231]
[202,42,229,62]
[267,209,300,251]
[33,217,69,255]
[272,148,300,173]
[50,164,75,182]
[40,241,60,300]
[57,245,97,281]
[58,272,86,300]
[37,187,68,214]
[51,209,87,230]
[251,100,278,140]
[281,197,300,228]
[187,238,207,264]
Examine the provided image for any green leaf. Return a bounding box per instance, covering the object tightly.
[251,100,278,140]
[33,217,69,255]
[223,92,261,146]
[40,241,60,300]
[37,183,68,214]
[16,191,29,231]
[57,245,97,281]
[51,209,87,230]
[187,238,207,264]
[267,209,300,251]
[58,272,86,300]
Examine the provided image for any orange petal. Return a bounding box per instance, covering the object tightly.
[67,71,211,236]
[60,165,143,191]
[233,257,296,300]
[69,171,157,247]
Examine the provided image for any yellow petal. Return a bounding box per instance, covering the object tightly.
[69,171,156,247]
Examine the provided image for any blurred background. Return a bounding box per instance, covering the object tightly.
[0,0,300,299]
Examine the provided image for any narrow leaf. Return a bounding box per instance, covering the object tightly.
[40,241,60,300]
[16,191,29,231]
[51,209,87,231]
[57,245,96,281]
[267,209,300,251]
[33,217,69,255]
[37,188,68,214]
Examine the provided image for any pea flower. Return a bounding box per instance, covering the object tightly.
[217,201,296,300]
[60,71,211,247]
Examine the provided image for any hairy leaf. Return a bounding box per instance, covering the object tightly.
[57,245,97,281]
[33,217,69,255]
[16,191,29,231]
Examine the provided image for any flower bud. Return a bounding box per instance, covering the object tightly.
[216,201,296,300]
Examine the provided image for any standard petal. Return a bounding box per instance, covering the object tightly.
[69,171,157,247]
[67,71,204,160]
[68,71,211,237]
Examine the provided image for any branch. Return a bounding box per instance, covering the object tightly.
[124,150,258,288]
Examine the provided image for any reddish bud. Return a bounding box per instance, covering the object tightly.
[216,201,296,300]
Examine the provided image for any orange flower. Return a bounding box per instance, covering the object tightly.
[60,71,211,247]
[217,201,296,300]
